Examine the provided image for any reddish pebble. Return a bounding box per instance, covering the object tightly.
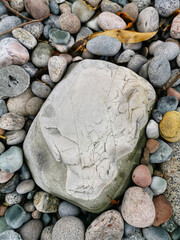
[32,210,42,219]
[60,54,72,64]
[0,205,7,216]
[146,139,160,153]
[153,195,172,226]
[132,164,151,187]
[0,128,5,135]
[167,88,180,101]
[0,170,14,184]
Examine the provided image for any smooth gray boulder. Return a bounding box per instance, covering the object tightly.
[23,60,156,213]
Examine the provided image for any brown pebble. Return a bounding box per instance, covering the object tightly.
[132,164,152,187]
[60,54,73,64]
[24,0,50,19]
[0,170,14,184]
[59,3,71,14]
[170,13,180,39]
[122,3,138,21]
[153,195,172,226]
[141,147,150,165]
[59,13,81,34]
[167,88,180,101]
[0,205,7,216]
[32,210,42,219]
[146,139,160,153]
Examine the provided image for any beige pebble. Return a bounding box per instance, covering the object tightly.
[26,97,44,115]
[170,13,180,39]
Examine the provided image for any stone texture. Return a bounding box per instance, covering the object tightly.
[10,0,24,12]
[0,171,14,184]
[142,226,171,240]
[59,13,81,34]
[121,187,156,228]
[154,42,179,61]
[170,13,180,39]
[40,225,53,240]
[18,220,43,240]
[48,56,67,82]
[0,113,25,131]
[85,210,124,240]
[0,230,23,240]
[146,139,160,153]
[16,179,35,194]
[122,3,138,21]
[132,164,151,187]
[25,97,44,115]
[72,0,95,23]
[0,16,22,40]
[155,0,179,17]
[5,130,26,145]
[23,22,44,38]
[101,0,122,14]
[32,43,53,68]
[150,176,167,195]
[23,60,155,213]
[24,0,50,19]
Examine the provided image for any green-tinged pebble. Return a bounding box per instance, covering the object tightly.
[49,28,70,45]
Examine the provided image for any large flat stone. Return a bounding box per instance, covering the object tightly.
[23,60,156,213]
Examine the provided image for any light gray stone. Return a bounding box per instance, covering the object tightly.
[31,81,51,99]
[146,119,159,139]
[86,16,101,32]
[76,26,93,42]
[72,0,95,23]
[0,16,22,40]
[132,0,151,12]
[48,56,67,82]
[155,0,179,17]
[127,54,147,73]
[32,43,53,68]
[149,40,163,55]
[150,176,167,195]
[154,42,179,61]
[5,191,23,205]
[5,130,26,145]
[101,0,122,14]
[0,113,25,131]
[117,50,135,64]
[23,60,156,213]
[23,22,44,38]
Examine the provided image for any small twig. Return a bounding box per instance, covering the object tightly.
[0,13,51,37]
[0,135,6,140]
[163,71,180,90]
[0,0,33,21]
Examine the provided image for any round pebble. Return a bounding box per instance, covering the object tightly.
[146,139,160,153]
[32,210,42,219]
[16,179,35,194]
[24,0,50,19]
[25,97,44,115]
[48,56,67,82]
[132,164,151,187]
[0,113,25,131]
[159,111,180,142]
[72,0,95,23]
[0,230,23,240]
[40,225,53,240]
[116,49,135,63]
[59,13,81,34]
[157,96,179,115]
[0,146,23,173]
[5,191,23,205]
[5,130,26,145]
[0,171,14,184]
[49,28,70,44]
[127,54,147,73]
[154,42,179,61]
[146,119,159,139]
[85,210,124,240]
[18,219,43,240]
[24,201,36,213]
[153,195,172,226]
[101,0,122,14]
[52,216,85,240]
[150,176,167,195]
[58,201,80,217]
[31,81,51,99]
[121,186,156,228]
[121,3,138,21]
[142,226,171,240]
[32,43,53,68]
[155,0,179,17]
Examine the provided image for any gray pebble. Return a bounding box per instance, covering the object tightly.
[146,119,159,139]
[177,53,180,67]
[24,201,36,213]
[32,43,53,68]
[123,42,142,51]
[124,222,136,236]
[5,191,23,205]
[16,179,35,194]
[150,139,173,164]
[31,81,51,99]
[49,28,70,45]
[45,15,60,29]
[101,0,122,14]
[132,0,151,11]
[52,216,85,240]
[148,55,171,88]
[0,100,8,117]
[0,16,22,40]
[116,50,135,63]
[40,225,53,240]
[25,97,44,115]
[22,62,38,77]
[150,176,167,195]
[161,217,178,233]
[86,16,101,32]
[87,35,121,56]
[127,54,147,72]
[48,56,67,83]
[41,74,56,88]
[23,22,44,38]
[0,65,30,100]
[43,24,51,39]
[76,26,93,42]
[0,2,8,16]
[171,69,180,87]
[0,174,19,194]
[142,226,171,240]
[154,42,179,61]
[19,163,31,181]
[0,113,25,131]
[0,230,23,240]
[149,40,163,55]
[18,219,43,240]
[152,109,163,123]
[0,142,5,155]
[50,1,60,15]
[5,130,26,145]
[58,201,80,217]
[138,61,150,79]
[72,0,95,23]
[155,0,179,17]
[157,96,179,115]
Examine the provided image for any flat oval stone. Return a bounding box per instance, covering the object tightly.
[101,0,122,14]
[18,219,43,240]
[150,176,167,195]
[31,81,51,99]
[0,65,30,100]
[170,13,180,39]
[0,230,23,240]
[49,28,70,45]
[59,13,81,34]
[87,35,121,56]
[155,0,179,17]
[121,186,156,228]
[98,11,126,30]
[58,201,80,217]
[48,56,67,82]
[25,97,44,115]
[5,191,23,205]
[85,210,124,240]
[142,226,171,240]
[16,179,35,194]
[0,38,29,68]
[32,43,53,68]
[0,174,19,194]
[0,113,25,131]
[24,0,50,19]
[0,146,23,173]
[132,164,151,187]
[0,171,14,184]
[12,28,37,50]
[5,130,26,145]
[121,3,138,21]
[154,42,179,61]
[0,16,22,40]
[72,0,95,23]
[157,96,179,115]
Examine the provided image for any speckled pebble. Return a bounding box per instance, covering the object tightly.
[72,0,95,23]
[59,13,81,34]
[142,226,171,240]
[0,16,22,40]
[155,0,179,17]
[48,56,67,82]
[25,97,44,115]
[40,225,53,240]
[154,42,179,61]
[16,179,35,194]
[146,119,159,139]
[23,22,44,38]
[101,0,122,14]
[157,96,179,115]
[150,176,167,195]
[5,191,23,205]
[161,217,178,233]
[132,0,151,11]
[0,230,23,240]
[18,219,43,240]
[31,81,51,99]
[0,113,25,131]
[24,201,36,213]
[58,201,80,217]
[127,54,147,73]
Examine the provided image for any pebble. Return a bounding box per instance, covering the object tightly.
[48,56,67,82]
[0,171,14,184]
[132,164,151,187]
[143,187,154,199]
[24,0,50,19]
[42,213,51,226]
[146,119,159,139]
[50,36,74,53]
[82,50,95,59]
[25,97,44,115]
[10,0,24,12]
[50,0,60,15]
[24,201,36,212]
[150,176,167,195]
[7,88,34,116]
[0,230,23,240]
[0,206,7,217]
[76,26,93,41]
[32,210,42,219]
[152,109,163,123]
[0,142,5,155]
[5,191,23,205]
[127,54,147,73]
[0,100,7,117]
[5,204,30,229]
[157,96,179,115]
[148,55,171,88]
[0,2,8,16]
[87,35,121,56]
[41,74,56,88]
[12,28,37,50]
[16,179,35,194]
[43,25,51,39]
[49,28,70,44]
[23,22,44,38]
[170,13,180,39]
[172,227,180,240]
[31,81,51,99]
[121,3,138,21]
[0,217,12,234]
[59,3,71,14]
[153,195,172,226]
[72,0,95,23]
[40,225,53,240]
[146,139,160,153]
[34,191,59,213]
[142,226,171,240]
[150,139,173,164]
[59,13,81,34]
[116,50,135,64]
[58,201,80,217]
[162,217,178,233]
[18,219,43,240]
[0,37,29,68]
[121,187,155,228]
[22,62,38,78]
[32,43,53,68]
[132,0,151,11]
[123,42,142,51]
[0,16,22,40]
[0,174,19,194]
[0,113,25,131]
[85,210,124,240]
[124,222,136,236]
[138,61,150,78]
[101,0,122,14]
[154,0,179,17]
[149,40,163,55]
[0,65,30,100]
[5,130,26,145]
[86,0,101,7]
[86,16,101,32]
[154,42,179,61]
[98,12,126,30]
[167,88,180,101]
[159,111,180,142]
[52,216,85,240]
[171,69,180,87]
